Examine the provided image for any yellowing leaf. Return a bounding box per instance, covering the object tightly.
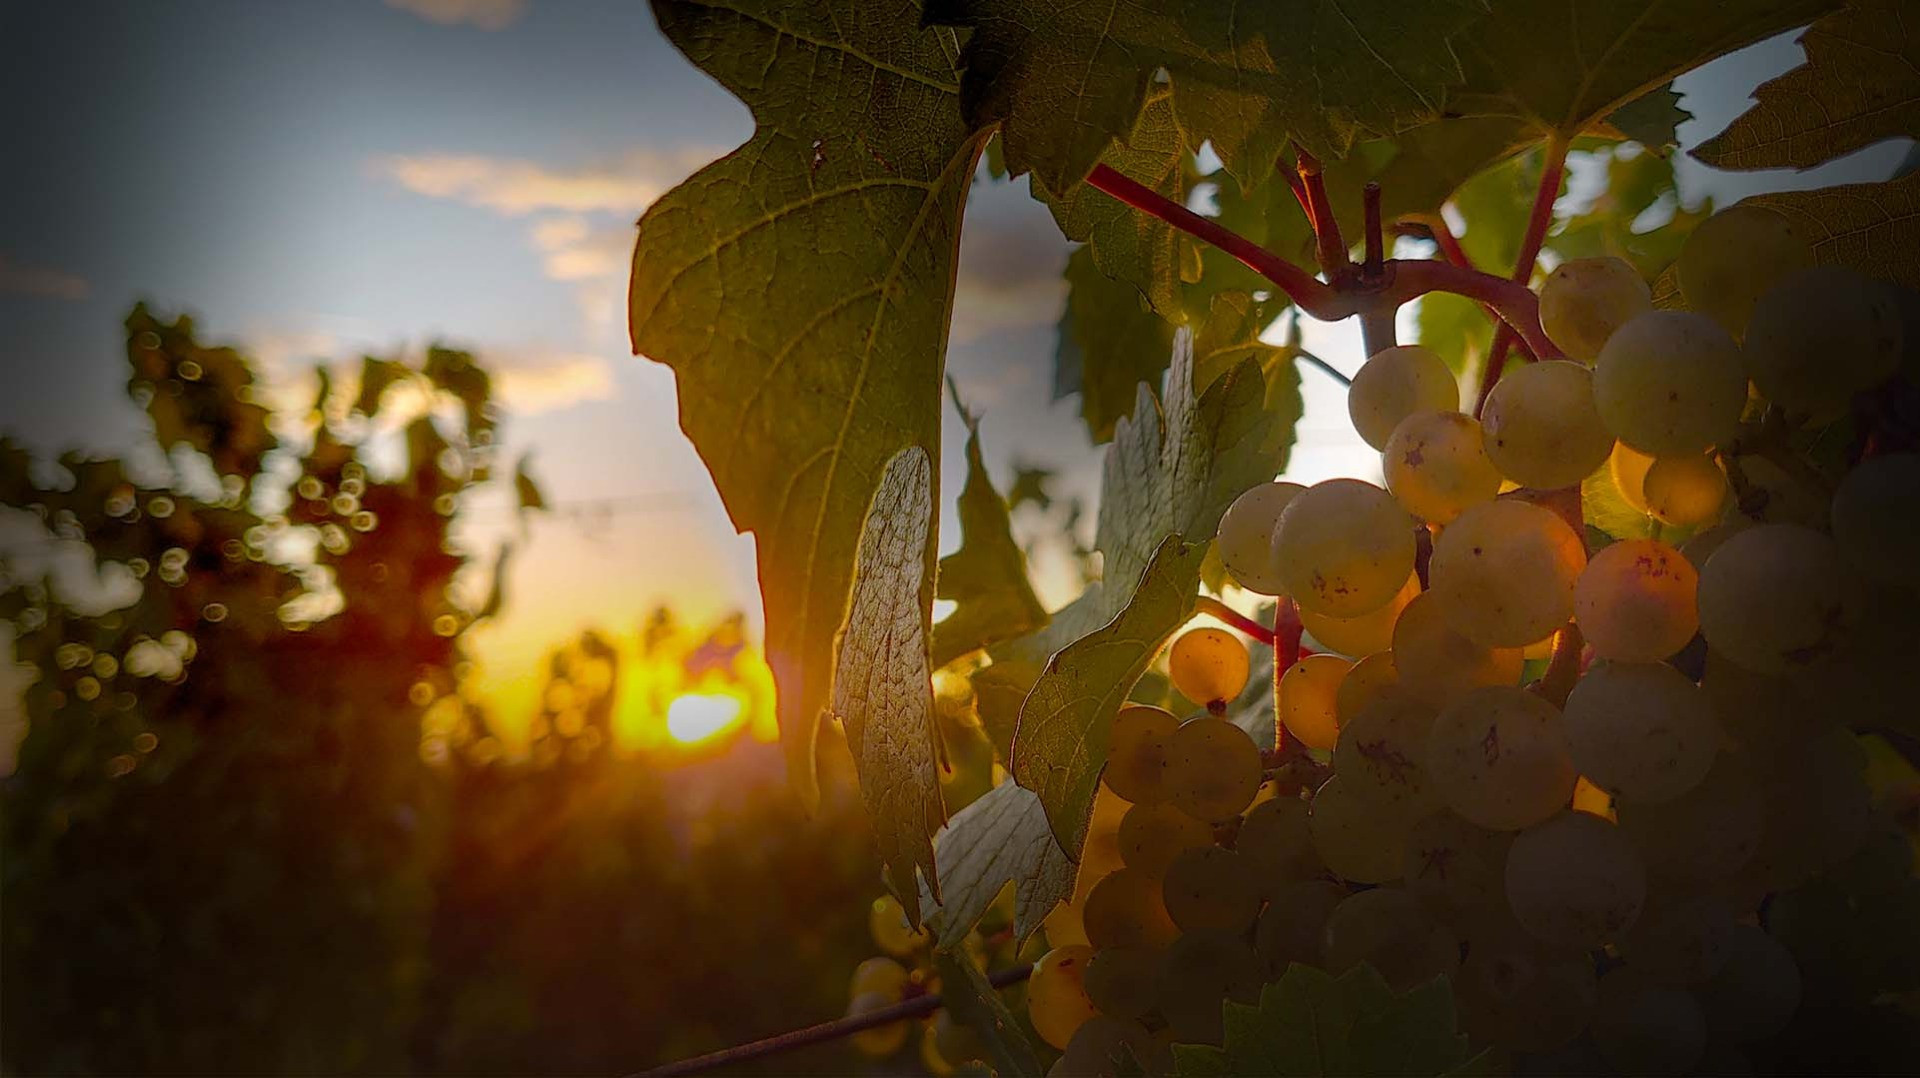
[834,447,946,923]
[1693,0,1920,171]
[630,0,982,806]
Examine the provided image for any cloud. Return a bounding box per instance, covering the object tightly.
[948,206,1070,343]
[386,0,527,31]
[487,347,617,413]
[374,147,718,216]
[0,255,89,300]
[529,215,633,281]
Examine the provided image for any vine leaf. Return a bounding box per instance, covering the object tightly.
[630,0,982,808]
[920,779,1076,949]
[932,414,1048,671]
[1693,0,1920,171]
[1055,246,1177,444]
[1041,86,1201,317]
[833,447,945,923]
[933,950,1044,1078]
[1014,332,1290,852]
[927,0,1483,197]
[1605,82,1691,153]
[1750,170,1920,290]
[1172,964,1482,1077]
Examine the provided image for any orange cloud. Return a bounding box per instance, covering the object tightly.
[0,255,89,301]
[385,0,527,31]
[374,148,716,216]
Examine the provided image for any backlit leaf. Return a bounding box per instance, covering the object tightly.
[1749,170,1920,289]
[833,447,945,922]
[921,778,1076,948]
[630,0,982,807]
[1693,0,1920,171]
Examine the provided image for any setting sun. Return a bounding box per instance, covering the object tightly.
[665,692,745,745]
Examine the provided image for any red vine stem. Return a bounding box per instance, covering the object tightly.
[1083,166,1560,360]
[1362,182,1384,278]
[637,964,1035,1077]
[1473,137,1570,417]
[1294,147,1350,275]
[1194,595,1279,645]
[1273,596,1305,670]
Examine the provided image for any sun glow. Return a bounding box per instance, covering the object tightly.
[665,692,746,745]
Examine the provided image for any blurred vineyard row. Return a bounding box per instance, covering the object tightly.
[0,308,965,1074]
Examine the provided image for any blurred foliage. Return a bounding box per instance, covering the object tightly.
[0,309,893,1075]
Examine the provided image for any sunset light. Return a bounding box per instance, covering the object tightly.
[664,692,745,746]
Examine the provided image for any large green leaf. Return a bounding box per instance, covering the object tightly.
[833,447,945,922]
[927,0,1484,197]
[1014,334,1290,851]
[1693,0,1920,171]
[932,416,1048,670]
[630,0,983,807]
[1750,170,1920,289]
[1173,965,1481,1077]
[920,779,1077,948]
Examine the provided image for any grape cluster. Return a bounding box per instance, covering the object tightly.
[1018,204,1920,1075]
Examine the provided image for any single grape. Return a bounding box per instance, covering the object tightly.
[1278,652,1351,750]
[1619,892,1735,985]
[1103,704,1177,805]
[1402,810,1512,915]
[1831,452,1920,590]
[1168,627,1250,706]
[1164,717,1263,823]
[849,956,909,1001]
[1426,686,1577,831]
[1642,453,1728,526]
[1563,661,1719,803]
[1162,846,1262,934]
[870,894,927,956]
[1082,867,1178,950]
[1506,811,1646,950]
[1455,937,1596,1053]
[1610,440,1656,512]
[1334,650,1401,721]
[1299,569,1418,658]
[1083,946,1163,1022]
[1255,879,1346,976]
[1698,925,1801,1044]
[1574,538,1699,662]
[1482,360,1615,488]
[1391,592,1523,706]
[1696,524,1851,674]
[1156,931,1264,1046]
[1594,311,1748,455]
[1029,945,1102,1049]
[1331,691,1439,824]
[1323,887,1460,991]
[1117,800,1212,878]
[1744,266,1902,420]
[1677,203,1813,337]
[1272,479,1418,617]
[1348,344,1459,450]
[1429,500,1587,648]
[1235,796,1323,891]
[1383,410,1503,524]
[1589,967,1708,1076]
[847,991,911,1056]
[1678,518,1752,573]
[1309,775,1412,884]
[1217,481,1305,595]
[1617,751,1764,883]
[1539,256,1654,362]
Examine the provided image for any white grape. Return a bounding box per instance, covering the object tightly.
[1562,661,1719,803]
[1743,265,1902,420]
[1506,811,1646,950]
[1272,479,1417,617]
[1574,538,1699,662]
[1216,481,1304,595]
[1309,775,1411,884]
[1331,690,1439,824]
[1428,499,1587,648]
[1696,524,1851,674]
[1426,686,1577,831]
[1383,410,1503,524]
[1594,311,1748,455]
[1539,256,1653,362]
[1831,452,1920,591]
[1349,345,1459,450]
[1481,360,1615,488]
[1391,591,1523,705]
[1677,203,1813,337]
[1321,887,1460,991]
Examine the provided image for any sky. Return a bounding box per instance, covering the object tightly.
[1,0,1910,725]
